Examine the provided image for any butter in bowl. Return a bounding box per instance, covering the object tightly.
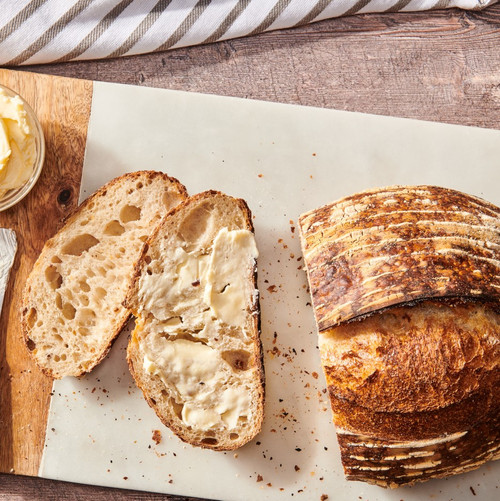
[0,84,45,211]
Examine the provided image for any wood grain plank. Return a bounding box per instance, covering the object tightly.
[0,473,189,500]
[18,6,500,130]
[0,69,93,476]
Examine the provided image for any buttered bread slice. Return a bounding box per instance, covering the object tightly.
[125,191,264,450]
[21,171,187,378]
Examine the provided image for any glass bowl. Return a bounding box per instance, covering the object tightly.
[0,83,45,211]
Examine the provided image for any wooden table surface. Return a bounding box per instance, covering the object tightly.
[1,5,500,500]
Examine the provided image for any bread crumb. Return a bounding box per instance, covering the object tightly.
[257,475,263,482]
[295,465,300,471]
[320,495,328,501]
[152,429,162,445]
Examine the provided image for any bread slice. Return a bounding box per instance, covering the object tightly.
[124,191,264,450]
[21,171,188,378]
[299,185,500,487]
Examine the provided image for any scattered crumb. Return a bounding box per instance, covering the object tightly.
[295,465,300,471]
[312,372,319,379]
[258,174,263,178]
[257,475,263,482]
[123,476,128,480]
[470,486,476,495]
[152,429,162,445]
[320,495,328,501]
[267,285,278,293]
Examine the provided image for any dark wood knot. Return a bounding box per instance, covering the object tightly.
[57,189,72,205]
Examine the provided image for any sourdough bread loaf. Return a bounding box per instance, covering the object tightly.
[21,171,187,378]
[299,185,500,487]
[124,190,264,450]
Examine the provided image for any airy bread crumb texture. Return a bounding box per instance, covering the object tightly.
[22,171,187,378]
[126,191,264,450]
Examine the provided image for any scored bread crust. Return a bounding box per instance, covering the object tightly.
[299,185,500,331]
[125,190,265,451]
[21,171,188,378]
[298,185,500,487]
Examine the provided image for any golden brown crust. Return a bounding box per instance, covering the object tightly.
[299,185,500,332]
[320,300,499,414]
[299,185,500,487]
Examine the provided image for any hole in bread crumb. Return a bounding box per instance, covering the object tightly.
[120,205,141,223]
[45,265,63,290]
[94,287,107,300]
[146,268,152,276]
[62,234,100,256]
[163,190,181,209]
[61,354,67,361]
[25,308,37,329]
[26,338,36,351]
[80,295,89,307]
[222,350,252,371]
[150,398,156,405]
[78,327,89,336]
[104,220,125,236]
[53,334,62,341]
[51,255,62,264]
[201,438,218,446]
[230,433,239,440]
[36,320,43,327]
[62,303,76,320]
[144,255,152,264]
[136,182,143,189]
[169,398,183,420]
[55,293,63,310]
[79,308,97,326]
[79,280,90,293]
[54,355,60,362]
[177,203,214,244]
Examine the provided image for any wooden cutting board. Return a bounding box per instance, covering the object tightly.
[0,69,92,476]
[1,68,499,501]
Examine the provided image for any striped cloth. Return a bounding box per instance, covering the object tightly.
[0,0,498,66]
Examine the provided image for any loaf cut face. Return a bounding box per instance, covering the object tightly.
[299,185,500,487]
[21,171,187,378]
[125,191,264,450]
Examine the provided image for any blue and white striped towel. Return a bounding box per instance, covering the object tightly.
[0,0,497,66]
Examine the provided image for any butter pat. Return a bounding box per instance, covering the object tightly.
[138,226,258,432]
[0,89,36,197]
[139,227,258,327]
[142,337,252,431]
[204,228,258,327]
